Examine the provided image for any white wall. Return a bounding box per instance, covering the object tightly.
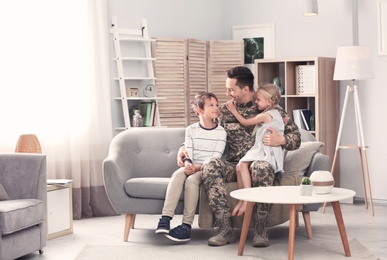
[108,0,227,40]
[108,0,387,202]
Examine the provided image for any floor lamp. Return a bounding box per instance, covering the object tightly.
[324,46,375,216]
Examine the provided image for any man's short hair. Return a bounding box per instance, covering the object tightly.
[226,66,254,91]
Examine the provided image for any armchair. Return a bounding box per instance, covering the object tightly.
[0,153,47,260]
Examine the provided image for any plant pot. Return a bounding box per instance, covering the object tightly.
[300,184,313,196]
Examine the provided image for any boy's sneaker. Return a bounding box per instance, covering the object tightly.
[165,224,191,242]
[155,216,170,234]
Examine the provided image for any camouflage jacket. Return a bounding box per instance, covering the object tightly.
[218,101,301,163]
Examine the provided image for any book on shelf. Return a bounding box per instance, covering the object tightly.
[152,102,157,126]
[293,109,313,130]
[145,102,153,126]
[300,109,313,130]
[47,179,73,186]
[149,102,156,126]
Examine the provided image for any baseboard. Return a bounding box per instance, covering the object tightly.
[353,197,387,206]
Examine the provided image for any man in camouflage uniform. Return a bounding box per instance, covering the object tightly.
[201,66,300,247]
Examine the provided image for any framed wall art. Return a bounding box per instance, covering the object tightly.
[232,23,276,72]
[378,0,387,56]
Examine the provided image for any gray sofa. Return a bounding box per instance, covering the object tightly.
[103,128,330,241]
[0,154,47,260]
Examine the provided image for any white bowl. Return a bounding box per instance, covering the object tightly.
[310,170,335,194]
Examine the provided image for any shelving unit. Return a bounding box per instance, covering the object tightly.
[254,57,340,184]
[110,16,165,130]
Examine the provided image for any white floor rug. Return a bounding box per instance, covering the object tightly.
[74,238,377,260]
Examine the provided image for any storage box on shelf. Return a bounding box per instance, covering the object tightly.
[254,57,339,184]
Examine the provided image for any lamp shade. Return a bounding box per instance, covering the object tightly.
[333,46,375,81]
[302,0,318,16]
[15,134,42,154]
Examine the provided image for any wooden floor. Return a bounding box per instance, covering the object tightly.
[18,202,387,260]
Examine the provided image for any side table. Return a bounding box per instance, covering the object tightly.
[47,179,73,240]
[230,186,356,260]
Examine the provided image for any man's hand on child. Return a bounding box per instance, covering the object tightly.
[263,127,286,146]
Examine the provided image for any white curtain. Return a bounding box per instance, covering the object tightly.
[0,0,115,219]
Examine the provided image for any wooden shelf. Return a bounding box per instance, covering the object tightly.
[255,57,340,184]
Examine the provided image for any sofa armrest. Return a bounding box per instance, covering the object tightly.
[102,157,129,214]
[305,152,331,177]
[0,154,46,201]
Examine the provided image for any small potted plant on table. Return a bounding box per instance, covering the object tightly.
[300,177,313,196]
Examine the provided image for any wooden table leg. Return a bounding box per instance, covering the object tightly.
[237,201,254,256]
[331,201,351,257]
[302,211,312,239]
[288,204,297,260]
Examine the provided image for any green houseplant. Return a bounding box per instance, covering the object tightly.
[300,177,312,196]
[300,177,311,185]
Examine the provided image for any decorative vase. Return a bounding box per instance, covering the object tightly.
[132,110,143,127]
[310,170,335,194]
[273,77,285,95]
[310,115,315,131]
[300,184,313,196]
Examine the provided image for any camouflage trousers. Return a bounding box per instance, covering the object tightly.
[201,158,275,214]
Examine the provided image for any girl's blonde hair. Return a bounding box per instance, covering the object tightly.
[257,83,281,110]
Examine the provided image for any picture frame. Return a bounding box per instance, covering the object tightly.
[126,88,139,97]
[232,23,276,72]
[378,0,387,56]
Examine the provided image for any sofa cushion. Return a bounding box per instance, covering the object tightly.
[0,184,9,200]
[283,141,324,176]
[125,177,182,200]
[0,199,44,235]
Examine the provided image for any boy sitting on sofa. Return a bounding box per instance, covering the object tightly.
[155,91,227,242]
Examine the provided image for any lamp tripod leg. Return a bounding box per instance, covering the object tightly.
[323,86,351,214]
[362,149,374,216]
[358,148,368,210]
[353,86,374,216]
[322,148,339,213]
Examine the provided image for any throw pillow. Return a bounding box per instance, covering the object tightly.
[283,141,324,176]
[0,183,9,200]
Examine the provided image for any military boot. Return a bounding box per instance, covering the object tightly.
[208,210,237,246]
[253,210,269,247]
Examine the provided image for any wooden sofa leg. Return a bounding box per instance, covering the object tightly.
[124,214,135,242]
[302,211,312,239]
[131,214,136,228]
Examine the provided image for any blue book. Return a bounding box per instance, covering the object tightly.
[300,109,313,130]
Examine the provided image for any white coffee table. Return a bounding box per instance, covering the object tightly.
[230,186,356,260]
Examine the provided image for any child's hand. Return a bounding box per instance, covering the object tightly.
[184,162,195,175]
[226,101,237,112]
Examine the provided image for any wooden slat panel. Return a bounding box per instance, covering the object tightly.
[188,39,207,124]
[207,40,244,105]
[153,39,243,127]
[153,38,188,127]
